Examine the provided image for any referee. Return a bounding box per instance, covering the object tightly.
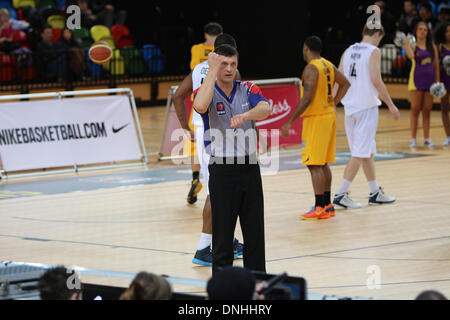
[193,44,271,274]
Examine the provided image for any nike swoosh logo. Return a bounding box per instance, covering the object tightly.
[112,123,130,134]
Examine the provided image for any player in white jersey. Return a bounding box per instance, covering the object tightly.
[192,60,211,192]
[173,34,243,266]
[333,24,400,209]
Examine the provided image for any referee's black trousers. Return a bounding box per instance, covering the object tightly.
[209,160,266,275]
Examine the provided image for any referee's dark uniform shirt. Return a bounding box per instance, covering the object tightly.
[195,80,268,274]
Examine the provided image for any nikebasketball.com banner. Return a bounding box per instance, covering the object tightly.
[0,95,142,172]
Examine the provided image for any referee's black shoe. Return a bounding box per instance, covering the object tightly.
[233,238,244,259]
[187,178,202,204]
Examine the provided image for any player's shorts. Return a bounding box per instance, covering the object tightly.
[345,106,378,158]
[183,111,198,157]
[301,113,336,166]
[183,137,197,156]
[195,126,210,195]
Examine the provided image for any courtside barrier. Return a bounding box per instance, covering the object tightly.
[0,88,148,179]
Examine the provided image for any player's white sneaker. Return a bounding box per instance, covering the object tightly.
[424,139,435,148]
[333,192,362,209]
[444,138,450,146]
[410,139,417,148]
[368,187,396,205]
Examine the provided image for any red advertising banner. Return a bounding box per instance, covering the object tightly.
[256,84,302,148]
[183,83,302,149]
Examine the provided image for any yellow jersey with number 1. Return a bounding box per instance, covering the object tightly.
[301,58,335,118]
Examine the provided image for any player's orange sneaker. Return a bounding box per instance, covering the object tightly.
[325,204,335,217]
[300,206,330,220]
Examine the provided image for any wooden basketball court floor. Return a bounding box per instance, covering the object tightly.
[0,106,449,300]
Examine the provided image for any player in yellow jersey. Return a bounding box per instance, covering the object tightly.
[190,22,223,70]
[282,36,350,220]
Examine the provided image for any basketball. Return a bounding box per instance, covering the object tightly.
[89,41,113,64]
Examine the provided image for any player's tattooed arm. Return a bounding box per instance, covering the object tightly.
[281,65,318,137]
[291,65,318,119]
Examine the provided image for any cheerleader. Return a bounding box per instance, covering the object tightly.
[404,21,440,148]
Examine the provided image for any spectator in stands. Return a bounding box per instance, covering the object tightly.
[0,6,31,31]
[374,1,396,45]
[74,0,127,29]
[437,4,450,29]
[119,272,172,300]
[36,25,67,81]
[206,266,264,300]
[398,0,421,34]
[419,1,439,32]
[38,266,82,300]
[76,0,97,29]
[190,22,223,70]
[0,8,18,53]
[58,27,86,80]
[416,290,448,299]
[90,0,128,29]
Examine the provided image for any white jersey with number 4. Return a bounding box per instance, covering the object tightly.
[341,42,381,115]
[191,60,209,127]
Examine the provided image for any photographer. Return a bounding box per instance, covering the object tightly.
[206,266,265,300]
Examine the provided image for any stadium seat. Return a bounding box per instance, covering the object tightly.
[12,29,28,47]
[18,64,36,81]
[0,1,13,10]
[16,6,38,24]
[90,25,111,42]
[8,7,18,20]
[141,44,165,74]
[40,5,60,21]
[52,27,61,42]
[98,35,115,49]
[13,0,36,8]
[116,34,134,49]
[35,0,55,9]
[102,49,124,76]
[110,24,130,42]
[0,52,16,82]
[85,48,102,77]
[54,0,64,9]
[46,14,65,28]
[72,27,92,48]
[121,46,145,76]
